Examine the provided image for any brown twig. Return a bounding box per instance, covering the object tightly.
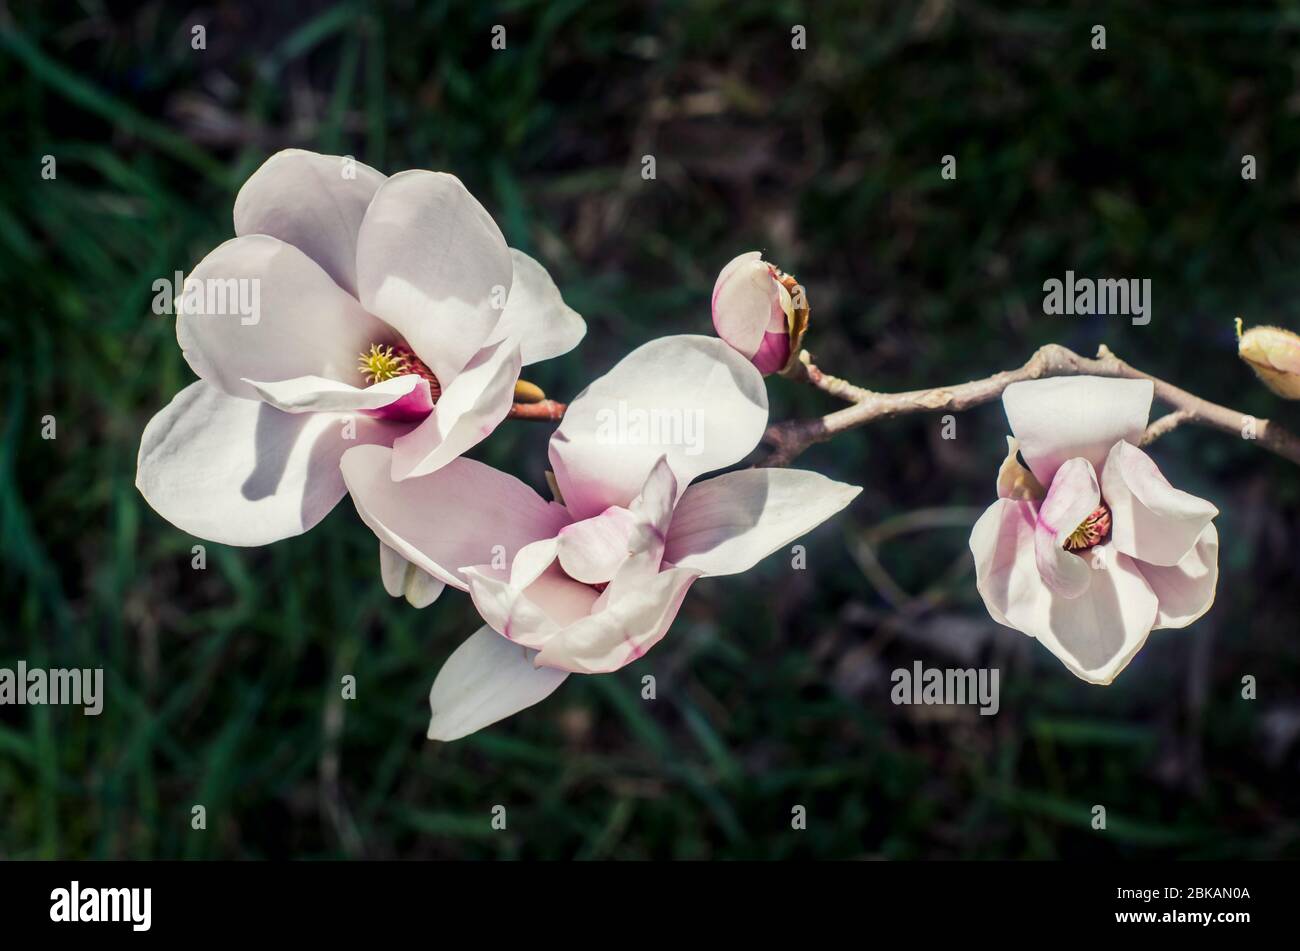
[762,343,1300,467]
[508,399,567,421]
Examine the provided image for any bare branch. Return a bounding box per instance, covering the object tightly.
[763,343,1300,467]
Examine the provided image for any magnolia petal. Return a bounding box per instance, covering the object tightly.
[663,468,861,577]
[136,380,396,546]
[970,502,1159,684]
[996,436,1046,501]
[379,541,446,608]
[533,560,699,674]
[465,562,599,651]
[711,251,780,359]
[339,444,570,589]
[427,625,569,742]
[389,340,521,481]
[1034,546,1160,684]
[356,171,513,384]
[556,506,640,585]
[548,335,769,520]
[1002,376,1153,485]
[176,235,391,401]
[232,149,385,297]
[244,374,431,416]
[486,249,587,366]
[1033,457,1098,599]
[1101,440,1219,567]
[1135,523,1220,630]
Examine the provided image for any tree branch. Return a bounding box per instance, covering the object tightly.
[762,343,1300,467]
[508,399,567,421]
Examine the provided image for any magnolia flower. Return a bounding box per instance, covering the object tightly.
[711,252,808,375]
[969,376,1220,684]
[1237,318,1300,399]
[339,335,861,739]
[136,149,585,553]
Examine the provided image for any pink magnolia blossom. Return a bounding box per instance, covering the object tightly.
[711,251,802,375]
[339,335,862,739]
[136,149,585,550]
[969,376,1219,684]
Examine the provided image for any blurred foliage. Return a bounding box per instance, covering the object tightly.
[1,0,1299,859]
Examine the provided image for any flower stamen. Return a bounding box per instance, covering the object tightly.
[1064,503,1112,552]
[358,343,442,401]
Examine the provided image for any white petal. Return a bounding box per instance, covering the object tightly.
[136,380,396,546]
[427,626,569,741]
[711,251,776,358]
[1002,376,1153,485]
[356,171,513,384]
[339,444,570,589]
[487,249,586,366]
[548,335,769,519]
[176,235,391,401]
[464,562,598,651]
[379,542,446,608]
[1101,440,1219,567]
[388,340,521,480]
[1032,457,1098,599]
[1135,523,1220,629]
[663,468,861,576]
[533,559,699,674]
[244,374,430,415]
[233,149,385,296]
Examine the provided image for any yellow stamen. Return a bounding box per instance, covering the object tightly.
[358,344,408,384]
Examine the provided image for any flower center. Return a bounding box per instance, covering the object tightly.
[358,343,441,400]
[1063,503,1111,552]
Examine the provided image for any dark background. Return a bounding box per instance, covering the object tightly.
[2,0,1299,859]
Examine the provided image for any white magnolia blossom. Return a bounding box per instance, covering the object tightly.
[969,376,1220,684]
[136,149,585,555]
[339,335,862,740]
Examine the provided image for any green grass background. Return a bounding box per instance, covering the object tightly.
[1,0,1299,859]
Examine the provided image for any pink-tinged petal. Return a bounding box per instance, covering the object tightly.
[533,559,700,674]
[389,340,521,480]
[355,171,512,384]
[176,235,392,401]
[1033,545,1160,684]
[379,542,446,608]
[243,374,431,418]
[339,444,570,589]
[233,149,385,297]
[711,252,787,360]
[996,436,1046,501]
[1101,439,1219,567]
[136,380,398,546]
[464,562,599,651]
[970,502,1159,684]
[486,249,586,367]
[750,329,792,375]
[1033,457,1099,599]
[1002,376,1153,485]
[556,506,640,585]
[969,498,1045,630]
[427,625,569,741]
[548,335,769,520]
[663,468,861,577]
[1135,523,1220,630]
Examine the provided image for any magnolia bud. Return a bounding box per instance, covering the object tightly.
[711,251,809,375]
[1237,318,1300,399]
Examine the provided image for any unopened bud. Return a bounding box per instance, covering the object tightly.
[711,251,809,376]
[1237,318,1300,399]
